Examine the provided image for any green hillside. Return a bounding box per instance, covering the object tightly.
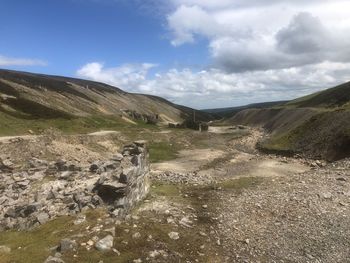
[286,81,350,109]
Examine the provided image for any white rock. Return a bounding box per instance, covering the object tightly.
[95,235,114,252]
[168,232,180,240]
[87,240,94,246]
[132,232,141,239]
[73,214,86,225]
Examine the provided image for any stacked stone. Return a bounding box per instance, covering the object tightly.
[93,140,150,217]
[0,141,150,230]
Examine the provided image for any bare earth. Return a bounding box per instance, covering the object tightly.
[1,127,350,262]
[151,127,350,262]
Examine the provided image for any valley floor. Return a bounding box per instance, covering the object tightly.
[0,126,350,262]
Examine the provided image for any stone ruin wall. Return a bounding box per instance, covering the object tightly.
[0,141,150,230]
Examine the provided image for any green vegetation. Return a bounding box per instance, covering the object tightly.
[0,182,228,263]
[150,183,180,197]
[148,141,180,163]
[217,177,264,192]
[259,109,350,160]
[0,112,157,136]
[259,133,294,152]
[0,215,79,263]
[285,82,350,109]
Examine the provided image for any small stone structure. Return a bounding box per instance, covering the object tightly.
[120,109,159,124]
[168,120,208,132]
[199,122,209,132]
[0,141,150,230]
[93,140,150,216]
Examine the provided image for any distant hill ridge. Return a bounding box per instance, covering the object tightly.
[0,69,213,135]
[203,101,288,118]
[228,81,350,161]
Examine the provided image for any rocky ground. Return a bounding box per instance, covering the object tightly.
[0,126,349,263]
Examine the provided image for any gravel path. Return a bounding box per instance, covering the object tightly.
[152,127,350,262]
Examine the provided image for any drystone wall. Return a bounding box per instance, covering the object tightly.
[0,141,150,230]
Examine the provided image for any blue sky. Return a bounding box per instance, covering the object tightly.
[1,0,350,109]
[1,0,208,75]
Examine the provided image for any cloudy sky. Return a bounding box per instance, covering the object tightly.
[1,0,350,108]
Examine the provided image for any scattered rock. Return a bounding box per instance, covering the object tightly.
[112,248,121,256]
[0,142,150,231]
[44,256,65,263]
[179,217,193,228]
[59,171,73,180]
[0,158,13,172]
[132,232,141,239]
[337,177,347,182]
[59,239,77,252]
[168,232,180,240]
[149,249,168,258]
[104,227,116,237]
[85,240,93,247]
[73,214,86,225]
[320,192,333,200]
[36,212,50,225]
[95,235,114,252]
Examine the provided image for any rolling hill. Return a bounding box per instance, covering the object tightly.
[203,101,288,118]
[0,69,213,135]
[229,81,350,161]
[285,81,350,109]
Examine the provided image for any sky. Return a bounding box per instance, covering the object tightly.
[1,0,350,109]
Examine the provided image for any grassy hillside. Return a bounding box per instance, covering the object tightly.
[285,81,350,109]
[229,82,350,161]
[0,111,159,136]
[0,69,213,135]
[203,101,288,118]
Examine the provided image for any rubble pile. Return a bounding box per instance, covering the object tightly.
[0,141,150,230]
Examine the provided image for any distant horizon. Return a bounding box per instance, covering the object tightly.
[1,66,335,111]
[1,0,350,108]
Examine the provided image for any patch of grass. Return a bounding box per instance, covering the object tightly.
[0,112,159,136]
[260,134,293,152]
[0,216,78,263]
[150,183,180,197]
[148,142,180,163]
[0,209,113,263]
[0,177,263,263]
[217,177,264,192]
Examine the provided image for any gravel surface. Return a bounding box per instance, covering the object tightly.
[218,159,350,263]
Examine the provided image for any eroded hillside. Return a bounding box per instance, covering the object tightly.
[228,81,350,161]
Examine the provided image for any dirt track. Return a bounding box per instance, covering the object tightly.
[150,127,350,262]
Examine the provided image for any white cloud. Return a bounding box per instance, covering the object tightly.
[0,55,47,67]
[77,62,157,92]
[167,1,350,72]
[77,1,350,109]
[77,61,350,109]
